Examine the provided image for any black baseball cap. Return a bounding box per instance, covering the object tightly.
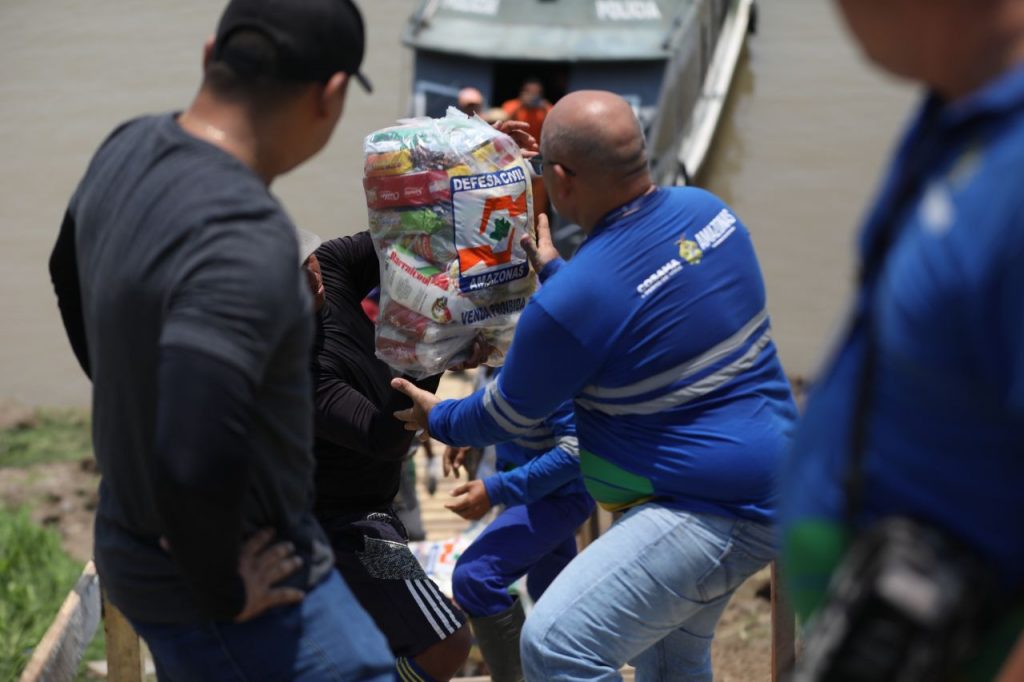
[214,0,372,93]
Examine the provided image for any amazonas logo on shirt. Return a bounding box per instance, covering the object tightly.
[635,209,739,298]
[691,209,737,251]
[675,209,738,264]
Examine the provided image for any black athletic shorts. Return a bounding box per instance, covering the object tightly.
[319,508,466,658]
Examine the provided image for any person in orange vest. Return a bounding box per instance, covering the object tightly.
[502,78,552,217]
[501,77,551,142]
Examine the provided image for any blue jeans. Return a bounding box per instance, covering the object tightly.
[520,503,775,682]
[452,490,594,617]
[130,570,395,681]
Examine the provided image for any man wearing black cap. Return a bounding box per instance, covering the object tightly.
[49,1,394,679]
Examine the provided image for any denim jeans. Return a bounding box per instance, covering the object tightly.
[130,570,395,681]
[520,503,776,682]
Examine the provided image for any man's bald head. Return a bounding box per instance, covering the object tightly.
[458,87,484,115]
[541,91,650,184]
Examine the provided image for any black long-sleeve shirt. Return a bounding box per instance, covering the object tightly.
[312,232,441,516]
[49,114,333,623]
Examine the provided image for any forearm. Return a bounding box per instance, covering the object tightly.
[317,373,441,460]
[371,374,441,457]
[483,445,581,506]
[153,347,252,619]
[317,232,380,302]
[430,303,599,446]
[429,386,529,448]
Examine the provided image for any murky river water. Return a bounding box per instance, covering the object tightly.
[0,0,915,406]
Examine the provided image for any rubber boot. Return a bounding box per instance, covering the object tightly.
[469,598,526,682]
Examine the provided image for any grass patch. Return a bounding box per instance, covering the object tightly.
[0,508,104,681]
[0,408,92,469]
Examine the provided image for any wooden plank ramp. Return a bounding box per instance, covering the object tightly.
[19,562,102,682]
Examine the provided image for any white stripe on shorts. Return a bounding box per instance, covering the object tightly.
[404,579,447,639]
[411,578,459,635]
[415,579,460,634]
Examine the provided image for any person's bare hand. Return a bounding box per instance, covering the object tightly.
[392,377,442,440]
[303,254,325,313]
[521,213,561,274]
[443,445,471,479]
[234,528,305,623]
[492,120,539,158]
[450,336,492,371]
[445,480,492,520]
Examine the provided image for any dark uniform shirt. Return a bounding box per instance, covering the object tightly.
[51,113,333,623]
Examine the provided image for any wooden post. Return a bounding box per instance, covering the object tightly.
[576,511,597,550]
[576,507,615,550]
[770,561,796,681]
[102,592,146,682]
[19,562,102,682]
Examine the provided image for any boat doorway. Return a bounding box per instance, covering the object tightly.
[491,61,570,109]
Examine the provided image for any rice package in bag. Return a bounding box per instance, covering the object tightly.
[363,108,536,378]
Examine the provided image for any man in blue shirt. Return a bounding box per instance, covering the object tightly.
[781,1,1024,678]
[393,91,797,681]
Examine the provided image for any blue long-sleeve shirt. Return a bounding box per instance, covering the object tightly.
[477,371,584,507]
[783,65,1024,593]
[431,187,797,523]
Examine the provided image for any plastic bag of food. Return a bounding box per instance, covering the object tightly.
[364,108,536,378]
